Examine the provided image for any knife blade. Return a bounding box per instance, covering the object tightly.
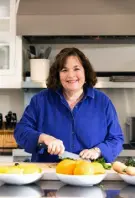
[59,151,83,160]
[37,143,90,161]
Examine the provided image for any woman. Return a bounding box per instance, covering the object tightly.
[14,47,124,163]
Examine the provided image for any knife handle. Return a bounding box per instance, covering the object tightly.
[37,143,48,151]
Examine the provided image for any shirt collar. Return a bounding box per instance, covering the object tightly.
[84,86,95,99]
[55,86,95,99]
[55,87,64,99]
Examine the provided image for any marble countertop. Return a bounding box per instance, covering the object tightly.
[0,180,134,198]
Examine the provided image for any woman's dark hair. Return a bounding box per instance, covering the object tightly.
[46,47,97,90]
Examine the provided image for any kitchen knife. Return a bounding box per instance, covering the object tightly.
[59,151,83,160]
[0,113,3,129]
[37,143,88,161]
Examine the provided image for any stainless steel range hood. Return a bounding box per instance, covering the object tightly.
[17,0,135,36]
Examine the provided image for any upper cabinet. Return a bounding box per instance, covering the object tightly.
[0,0,22,88]
[0,0,10,32]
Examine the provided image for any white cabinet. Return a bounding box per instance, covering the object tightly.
[0,0,22,88]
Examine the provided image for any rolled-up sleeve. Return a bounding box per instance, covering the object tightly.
[14,96,42,153]
[97,100,124,163]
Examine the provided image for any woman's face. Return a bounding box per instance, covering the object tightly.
[59,56,85,92]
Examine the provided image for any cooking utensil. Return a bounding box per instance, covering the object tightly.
[5,111,12,129]
[37,143,89,161]
[44,46,52,59]
[29,45,36,59]
[60,151,83,160]
[12,113,17,128]
[38,47,45,59]
[5,111,17,129]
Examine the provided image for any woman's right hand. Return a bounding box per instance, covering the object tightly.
[38,134,65,155]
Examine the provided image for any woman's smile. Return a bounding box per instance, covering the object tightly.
[60,56,85,92]
[67,80,78,84]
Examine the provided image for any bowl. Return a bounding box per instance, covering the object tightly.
[119,173,135,185]
[56,173,107,186]
[56,184,106,198]
[0,170,45,185]
[0,184,43,197]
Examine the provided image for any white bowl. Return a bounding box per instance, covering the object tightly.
[0,171,45,185]
[56,185,106,198]
[56,173,107,186]
[0,185,43,198]
[119,173,135,185]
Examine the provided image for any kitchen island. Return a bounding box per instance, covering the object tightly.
[0,180,134,197]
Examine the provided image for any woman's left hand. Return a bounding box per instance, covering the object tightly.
[79,148,101,160]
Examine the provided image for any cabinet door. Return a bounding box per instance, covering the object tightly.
[0,0,10,32]
[0,0,16,76]
[0,36,22,88]
[0,40,15,75]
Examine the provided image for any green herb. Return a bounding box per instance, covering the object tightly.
[94,157,112,170]
[125,157,135,167]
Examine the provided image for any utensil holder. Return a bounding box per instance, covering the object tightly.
[30,59,50,82]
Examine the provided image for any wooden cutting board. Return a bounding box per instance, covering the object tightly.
[0,162,56,168]
[0,162,122,180]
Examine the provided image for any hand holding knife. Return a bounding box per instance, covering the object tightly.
[38,134,65,156]
[37,143,91,161]
[37,134,101,161]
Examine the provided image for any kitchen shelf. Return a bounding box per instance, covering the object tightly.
[95,81,135,88]
[22,81,46,88]
[22,80,135,89]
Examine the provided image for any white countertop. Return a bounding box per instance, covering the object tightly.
[12,149,31,157]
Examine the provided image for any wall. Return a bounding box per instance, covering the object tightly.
[101,88,135,143]
[0,89,24,121]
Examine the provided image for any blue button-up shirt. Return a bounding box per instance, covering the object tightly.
[14,87,124,163]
